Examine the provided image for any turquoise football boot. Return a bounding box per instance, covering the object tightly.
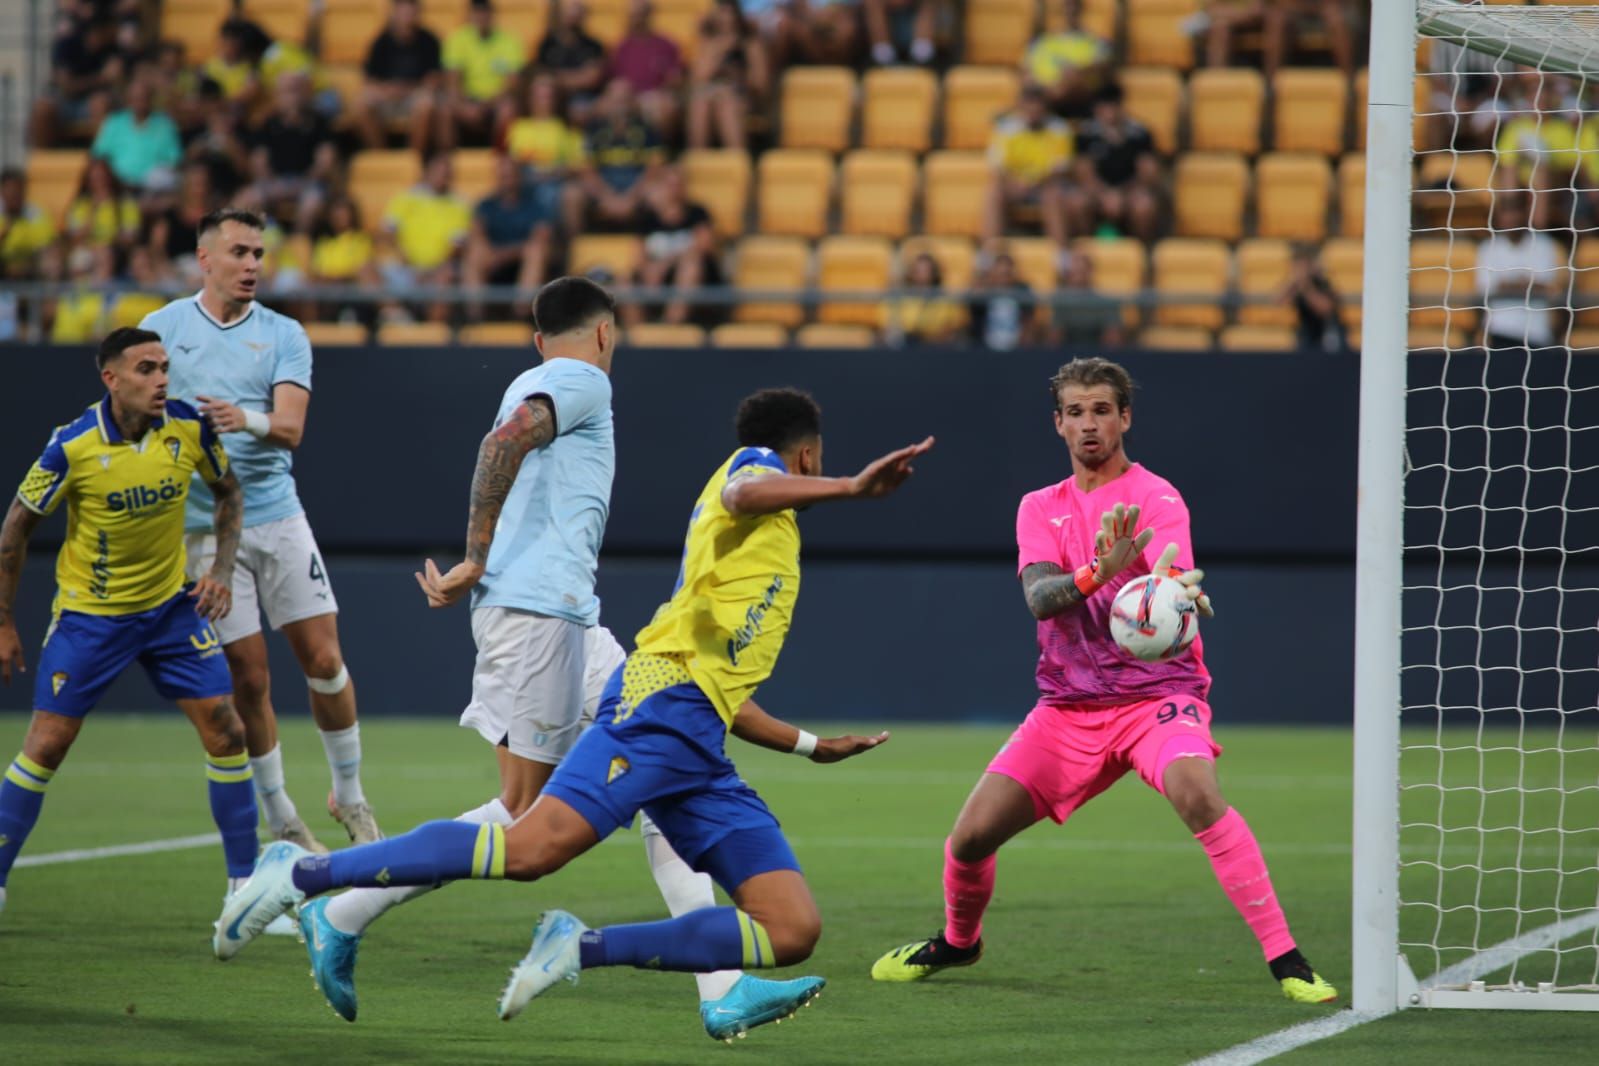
[700,974,826,1043]
[299,897,362,1022]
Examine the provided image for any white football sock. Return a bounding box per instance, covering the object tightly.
[323,797,512,936]
[319,724,366,808]
[250,744,299,833]
[641,815,740,1002]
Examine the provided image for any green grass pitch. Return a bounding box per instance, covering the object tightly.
[1,716,1595,1064]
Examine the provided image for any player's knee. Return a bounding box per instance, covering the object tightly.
[230,661,271,707]
[203,699,248,755]
[302,649,346,687]
[947,823,1000,864]
[766,911,822,965]
[1169,782,1228,833]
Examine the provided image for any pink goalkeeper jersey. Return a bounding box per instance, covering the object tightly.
[1016,462,1210,707]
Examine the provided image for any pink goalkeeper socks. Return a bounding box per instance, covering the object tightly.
[942,837,996,949]
[1196,807,1296,961]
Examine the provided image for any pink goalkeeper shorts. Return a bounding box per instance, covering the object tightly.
[986,695,1223,825]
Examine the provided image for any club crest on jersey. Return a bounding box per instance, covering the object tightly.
[607,756,630,784]
[51,672,68,696]
[165,437,181,462]
[98,454,111,470]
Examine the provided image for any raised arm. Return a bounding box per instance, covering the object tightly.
[0,496,44,683]
[416,396,557,607]
[729,698,889,763]
[1019,502,1153,621]
[190,470,241,623]
[721,437,934,517]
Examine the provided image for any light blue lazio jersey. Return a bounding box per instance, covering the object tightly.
[471,357,614,625]
[140,294,312,531]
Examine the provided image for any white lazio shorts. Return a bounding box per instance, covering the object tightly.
[458,609,627,764]
[184,512,338,646]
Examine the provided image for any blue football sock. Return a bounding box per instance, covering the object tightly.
[291,820,504,896]
[578,906,778,972]
[0,753,55,886]
[206,752,259,878]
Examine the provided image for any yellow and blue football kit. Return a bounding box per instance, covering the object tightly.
[544,447,803,893]
[17,396,233,716]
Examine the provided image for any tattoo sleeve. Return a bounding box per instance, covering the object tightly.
[209,471,244,579]
[0,496,43,625]
[465,397,557,567]
[1021,561,1089,621]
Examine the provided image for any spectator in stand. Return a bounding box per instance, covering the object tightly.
[1023,0,1112,119]
[567,79,667,233]
[440,0,527,149]
[984,86,1073,255]
[761,0,861,68]
[970,251,1041,350]
[30,16,119,147]
[66,158,142,255]
[113,16,150,74]
[687,0,770,150]
[183,84,253,195]
[1195,0,1353,80]
[380,151,472,321]
[538,0,610,126]
[310,197,380,322]
[49,245,114,345]
[357,0,443,152]
[204,18,264,117]
[0,168,58,280]
[1276,246,1347,353]
[147,162,219,285]
[1475,196,1564,352]
[110,245,172,329]
[883,252,965,346]
[1064,82,1163,243]
[612,0,685,138]
[1051,252,1126,347]
[90,75,183,192]
[463,155,554,316]
[1494,71,1599,230]
[628,165,719,327]
[249,71,341,235]
[151,42,207,139]
[865,0,934,66]
[505,73,588,221]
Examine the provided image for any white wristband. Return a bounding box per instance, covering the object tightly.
[792,730,818,758]
[242,409,271,439]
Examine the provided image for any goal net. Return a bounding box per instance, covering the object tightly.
[1358,0,1599,1012]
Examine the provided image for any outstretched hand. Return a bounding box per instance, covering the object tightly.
[809,730,891,763]
[1153,542,1214,617]
[849,437,935,499]
[1092,502,1153,584]
[415,558,485,608]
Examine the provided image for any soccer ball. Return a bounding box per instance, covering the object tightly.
[1109,574,1198,663]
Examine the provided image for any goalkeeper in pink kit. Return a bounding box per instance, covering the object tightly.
[871,357,1336,1004]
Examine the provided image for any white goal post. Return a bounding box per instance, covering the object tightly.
[1355,0,1599,1014]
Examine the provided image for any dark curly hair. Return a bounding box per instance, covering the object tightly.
[735,387,822,453]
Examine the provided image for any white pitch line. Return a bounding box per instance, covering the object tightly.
[1187,908,1599,1066]
[14,832,218,868]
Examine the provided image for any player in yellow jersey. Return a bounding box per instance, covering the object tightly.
[0,327,260,920]
[217,388,933,1039]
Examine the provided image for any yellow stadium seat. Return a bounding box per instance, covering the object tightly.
[304,321,370,346]
[733,236,810,327]
[862,68,937,152]
[1320,237,1363,332]
[1125,0,1200,70]
[840,150,918,238]
[899,236,976,290]
[161,0,231,66]
[452,149,499,204]
[796,323,876,347]
[322,65,365,128]
[922,151,989,238]
[1339,153,1365,237]
[964,0,1036,66]
[377,321,453,345]
[757,150,834,237]
[1173,153,1249,241]
[1408,324,1466,351]
[350,149,421,233]
[459,321,535,345]
[1153,238,1231,330]
[652,0,711,59]
[1415,150,1499,231]
[569,235,643,280]
[242,0,312,45]
[26,149,88,225]
[1138,326,1212,350]
[710,322,788,347]
[780,67,856,152]
[627,323,706,347]
[1273,68,1348,156]
[1190,68,1265,155]
[681,149,750,239]
[1004,238,1058,294]
[1044,0,1117,40]
[1235,239,1295,327]
[1567,326,1599,352]
[1120,67,1182,156]
[1073,236,1145,329]
[418,0,468,39]
[321,0,388,66]
[583,0,630,48]
[943,67,1020,151]
[1255,153,1331,241]
[496,0,551,49]
[1354,67,1429,152]
[1219,324,1296,351]
[1409,238,1475,330]
[817,236,893,326]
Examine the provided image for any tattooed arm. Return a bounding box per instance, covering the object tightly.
[415,397,558,608]
[1020,561,1090,621]
[0,496,44,683]
[190,471,241,622]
